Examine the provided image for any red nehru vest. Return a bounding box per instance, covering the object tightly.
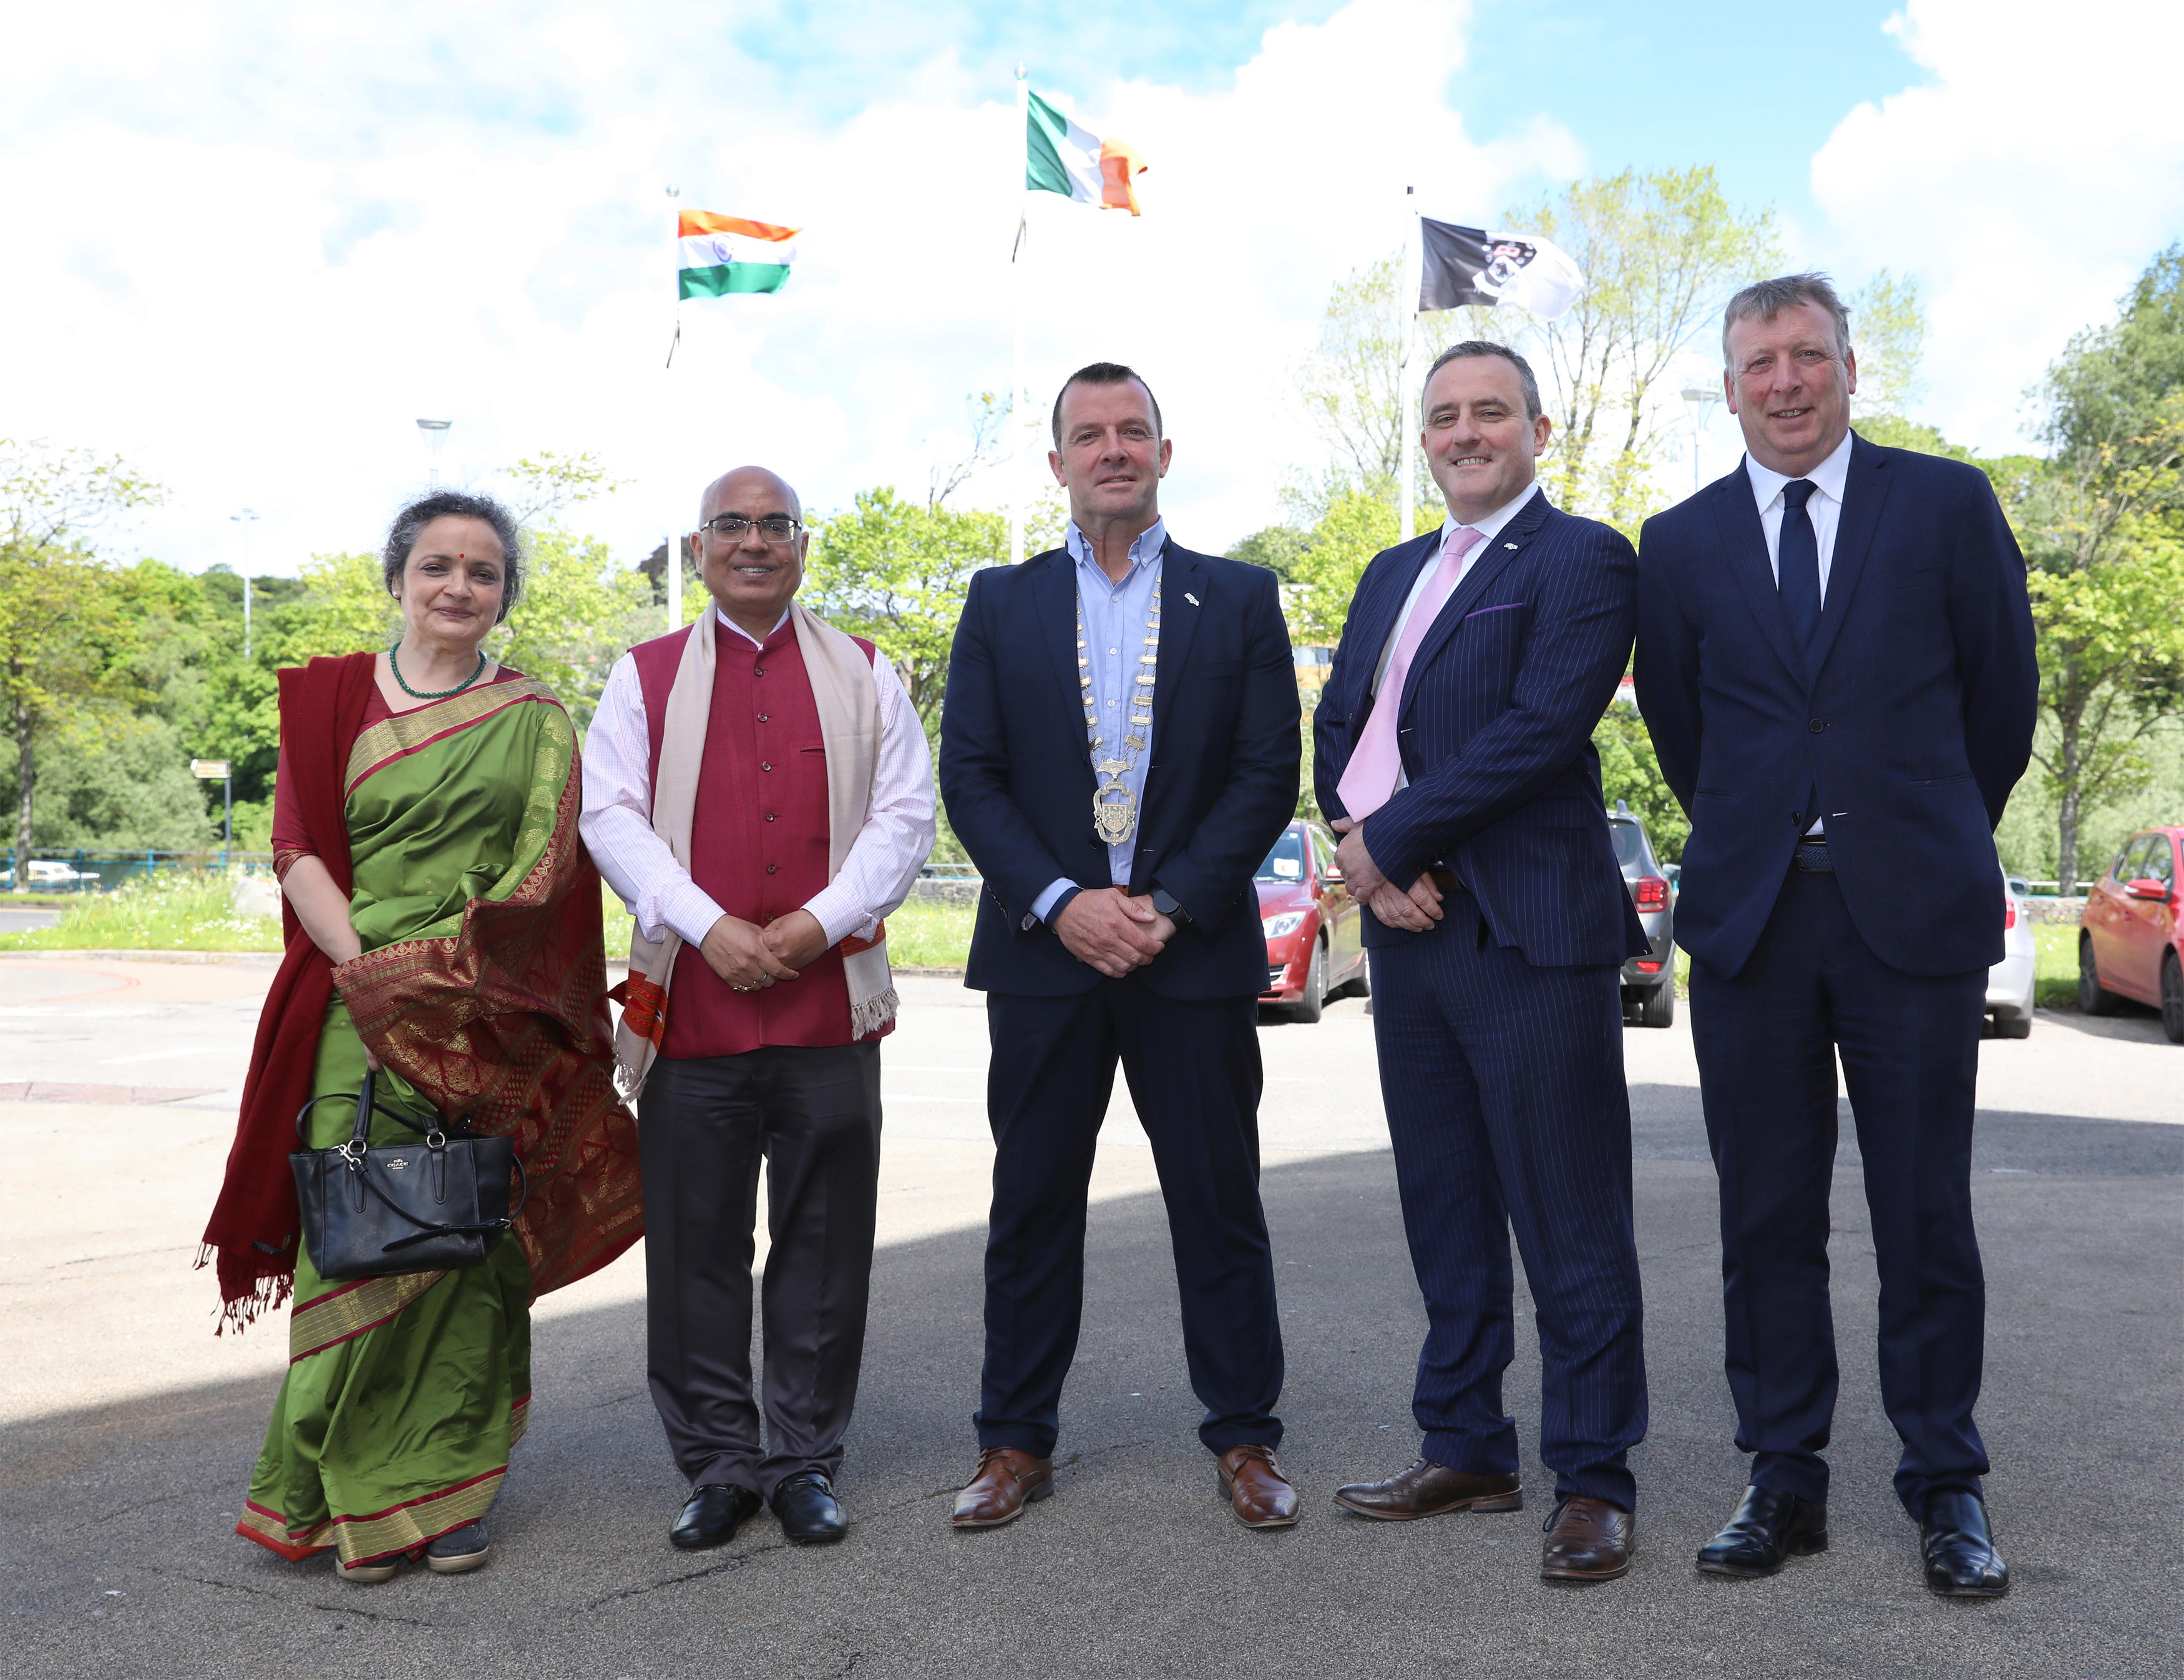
[628,612,886,1057]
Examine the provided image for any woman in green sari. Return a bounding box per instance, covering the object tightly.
[203,491,642,1583]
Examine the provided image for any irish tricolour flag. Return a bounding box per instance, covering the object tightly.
[1026,90,1148,216]
[678,212,798,299]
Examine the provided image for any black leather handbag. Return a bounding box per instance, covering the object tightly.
[290,1069,527,1280]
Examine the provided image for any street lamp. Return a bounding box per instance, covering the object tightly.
[416,418,452,486]
[1679,387,1721,493]
[230,508,260,658]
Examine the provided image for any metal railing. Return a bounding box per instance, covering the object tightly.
[1,849,276,893]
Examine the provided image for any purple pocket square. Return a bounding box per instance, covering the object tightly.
[1465,603,1525,618]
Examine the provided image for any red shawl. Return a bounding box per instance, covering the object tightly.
[200,652,645,1329]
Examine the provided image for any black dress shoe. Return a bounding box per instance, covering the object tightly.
[773,1472,847,1546]
[1922,1490,2009,1598]
[671,1483,763,1551]
[1696,1485,1829,1577]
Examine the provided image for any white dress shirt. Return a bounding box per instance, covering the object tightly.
[580,605,936,949]
[1372,480,1543,696]
[1744,427,1854,603]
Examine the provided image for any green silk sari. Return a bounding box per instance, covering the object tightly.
[239,676,634,1567]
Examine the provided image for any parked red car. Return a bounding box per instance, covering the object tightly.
[2079,825,2184,1042]
[1256,818,1370,1022]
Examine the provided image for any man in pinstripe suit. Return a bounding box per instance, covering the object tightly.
[1315,342,1652,1583]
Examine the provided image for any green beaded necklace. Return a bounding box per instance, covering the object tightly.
[388,641,488,700]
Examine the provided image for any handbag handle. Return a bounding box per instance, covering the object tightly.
[294,1067,531,1241]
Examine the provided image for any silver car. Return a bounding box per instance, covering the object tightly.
[1986,873,2035,1038]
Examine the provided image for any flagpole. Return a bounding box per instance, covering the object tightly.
[1010,64,1028,566]
[665,182,684,631]
[1398,186,1417,544]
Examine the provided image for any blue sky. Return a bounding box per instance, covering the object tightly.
[3,0,2180,576]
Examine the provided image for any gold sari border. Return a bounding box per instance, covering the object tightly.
[236,1460,509,1566]
[344,678,560,796]
[290,1270,447,1363]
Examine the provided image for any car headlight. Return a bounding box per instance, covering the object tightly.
[1262,911,1306,940]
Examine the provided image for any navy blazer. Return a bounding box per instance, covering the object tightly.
[1314,491,1648,966]
[939,538,1302,999]
[1634,433,2038,979]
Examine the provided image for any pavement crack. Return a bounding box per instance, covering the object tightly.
[308,1600,439,1626]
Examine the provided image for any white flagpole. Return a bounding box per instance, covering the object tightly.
[1398,185,1417,544]
[665,183,685,630]
[1010,65,1028,566]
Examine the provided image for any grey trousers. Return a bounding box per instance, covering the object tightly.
[638,1042,882,1499]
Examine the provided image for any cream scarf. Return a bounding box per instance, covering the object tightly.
[614,601,896,1099]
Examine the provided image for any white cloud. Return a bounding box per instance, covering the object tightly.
[1811,0,2184,451]
[0,0,1579,580]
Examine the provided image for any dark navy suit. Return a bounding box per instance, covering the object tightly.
[1636,433,2037,1516]
[1315,489,1650,1510]
[939,537,1300,1459]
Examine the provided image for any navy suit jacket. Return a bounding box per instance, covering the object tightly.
[1634,433,2038,979]
[1314,491,1648,966]
[939,538,1301,999]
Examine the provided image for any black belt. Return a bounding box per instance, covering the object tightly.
[1793,839,1833,873]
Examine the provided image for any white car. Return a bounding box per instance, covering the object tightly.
[0,859,93,889]
[1986,873,2035,1038]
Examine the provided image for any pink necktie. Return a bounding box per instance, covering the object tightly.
[1336,524,1488,821]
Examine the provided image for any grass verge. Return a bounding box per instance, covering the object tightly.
[0,873,281,953]
[2034,921,2079,1011]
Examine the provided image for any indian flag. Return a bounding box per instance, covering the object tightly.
[678,212,798,299]
[1026,90,1148,216]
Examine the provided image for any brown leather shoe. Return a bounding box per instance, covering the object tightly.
[1333,1457,1523,1520]
[1540,1495,1634,1581]
[1218,1444,1301,1528]
[951,1447,1054,1528]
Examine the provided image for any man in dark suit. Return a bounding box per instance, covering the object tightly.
[938,362,1304,1530]
[1316,342,1651,1583]
[1636,274,2037,1597]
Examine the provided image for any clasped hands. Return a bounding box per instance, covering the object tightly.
[1331,818,1445,935]
[1054,886,1176,979]
[698,908,831,993]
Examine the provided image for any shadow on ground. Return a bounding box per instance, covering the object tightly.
[4,1086,2178,1679]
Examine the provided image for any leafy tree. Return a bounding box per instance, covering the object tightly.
[1592,706,1687,862]
[1285,489,1439,645]
[0,440,164,883]
[1226,525,1311,580]
[2009,246,2184,888]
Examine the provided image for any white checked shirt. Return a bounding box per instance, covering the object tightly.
[579,606,937,949]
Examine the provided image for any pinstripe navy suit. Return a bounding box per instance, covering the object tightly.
[1316,487,1652,1510]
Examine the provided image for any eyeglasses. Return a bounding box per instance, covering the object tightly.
[700,513,803,543]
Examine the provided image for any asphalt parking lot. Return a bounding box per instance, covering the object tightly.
[2,957,2178,1679]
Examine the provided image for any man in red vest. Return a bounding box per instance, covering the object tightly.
[580,465,936,1552]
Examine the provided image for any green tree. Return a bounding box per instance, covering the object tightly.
[2009,246,2184,888]
[1285,488,1440,645]
[1592,706,1687,862]
[0,440,164,883]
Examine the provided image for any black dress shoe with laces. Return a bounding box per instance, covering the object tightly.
[1922,1490,2009,1598]
[1696,1485,1829,1577]
[773,1472,847,1546]
[671,1483,763,1551]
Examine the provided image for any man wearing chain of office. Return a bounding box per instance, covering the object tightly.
[938,362,1304,1530]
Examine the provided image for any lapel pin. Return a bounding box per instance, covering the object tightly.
[1184,592,1200,606]
[1503,541,1519,550]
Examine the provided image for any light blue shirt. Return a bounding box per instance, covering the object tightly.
[1030,518,1168,924]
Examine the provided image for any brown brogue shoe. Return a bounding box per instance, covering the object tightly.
[1218,1444,1301,1528]
[951,1447,1054,1528]
[1540,1495,1634,1581]
[1333,1457,1523,1521]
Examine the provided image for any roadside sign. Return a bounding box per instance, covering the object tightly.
[190,760,232,779]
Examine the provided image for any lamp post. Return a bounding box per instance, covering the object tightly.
[230,508,260,658]
[1679,387,1720,493]
[416,417,452,487]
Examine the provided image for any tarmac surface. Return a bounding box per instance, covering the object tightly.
[2,957,2180,1679]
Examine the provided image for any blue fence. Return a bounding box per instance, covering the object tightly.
[0,850,276,893]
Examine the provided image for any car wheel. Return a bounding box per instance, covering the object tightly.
[1292,937,1327,1024]
[2079,935,2122,1016]
[1637,978,1675,1029]
[1993,1009,2032,1040]
[2163,953,2184,1045]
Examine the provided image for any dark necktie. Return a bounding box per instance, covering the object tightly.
[1777,478,1822,673]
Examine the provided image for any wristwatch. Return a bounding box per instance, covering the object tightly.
[1150,887,1191,927]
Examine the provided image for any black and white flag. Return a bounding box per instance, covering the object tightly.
[1418,218,1584,319]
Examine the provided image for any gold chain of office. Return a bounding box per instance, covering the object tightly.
[1078,579,1160,847]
